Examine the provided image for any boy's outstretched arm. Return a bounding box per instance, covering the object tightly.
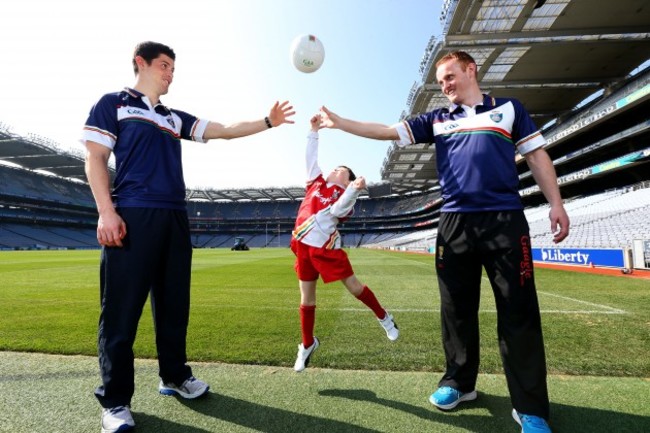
[305,114,323,182]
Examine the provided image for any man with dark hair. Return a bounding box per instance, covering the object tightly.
[82,40,295,433]
[319,51,569,433]
[131,41,177,75]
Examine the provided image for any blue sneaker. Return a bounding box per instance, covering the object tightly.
[512,409,552,433]
[429,386,477,410]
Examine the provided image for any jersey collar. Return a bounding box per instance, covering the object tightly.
[123,87,171,114]
[449,94,496,113]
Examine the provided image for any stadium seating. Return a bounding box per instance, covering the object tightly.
[0,223,96,250]
[4,159,648,252]
[363,185,650,252]
[0,164,94,207]
[528,186,650,248]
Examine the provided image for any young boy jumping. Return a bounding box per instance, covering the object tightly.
[290,114,399,372]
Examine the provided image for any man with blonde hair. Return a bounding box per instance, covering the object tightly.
[319,50,569,433]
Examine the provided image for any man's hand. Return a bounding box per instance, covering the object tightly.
[549,204,570,244]
[268,100,296,127]
[319,106,339,129]
[97,209,127,247]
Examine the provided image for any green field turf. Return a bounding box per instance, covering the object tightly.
[1,248,649,432]
[1,351,649,433]
[1,248,648,376]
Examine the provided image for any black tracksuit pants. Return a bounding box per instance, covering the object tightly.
[435,210,550,419]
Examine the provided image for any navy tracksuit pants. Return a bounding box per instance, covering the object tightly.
[95,207,193,408]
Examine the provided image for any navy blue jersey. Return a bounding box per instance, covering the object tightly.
[82,88,209,209]
[395,95,545,212]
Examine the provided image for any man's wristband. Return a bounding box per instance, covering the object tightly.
[264,116,273,128]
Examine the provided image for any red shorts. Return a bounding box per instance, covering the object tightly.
[290,239,354,283]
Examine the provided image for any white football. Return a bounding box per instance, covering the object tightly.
[290,34,325,73]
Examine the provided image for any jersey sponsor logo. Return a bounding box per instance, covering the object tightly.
[433,102,515,141]
[310,188,340,205]
[311,190,333,205]
[117,106,182,138]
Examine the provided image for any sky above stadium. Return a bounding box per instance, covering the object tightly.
[0,0,442,189]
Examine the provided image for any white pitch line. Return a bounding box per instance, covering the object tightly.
[336,307,626,314]
[477,276,627,314]
[192,275,628,315]
[198,305,627,315]
[536,290,627,314]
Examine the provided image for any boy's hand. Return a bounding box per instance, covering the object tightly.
[310,114,323,132]
[352,176,366,191]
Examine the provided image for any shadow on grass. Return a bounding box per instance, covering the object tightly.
[132,413,212,433]
[176,392,381,433]
[318,389,650,433]
[320,388,507,431]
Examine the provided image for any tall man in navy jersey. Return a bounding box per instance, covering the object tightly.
[82,41,294,433]
[319,51,569,433]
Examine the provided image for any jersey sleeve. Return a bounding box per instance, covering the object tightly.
[329,184,360,218]
[172,109,209,143]
[305,131,323,182]
[81,93,119,149]
[510,99,546,155]
[393,112,436,146]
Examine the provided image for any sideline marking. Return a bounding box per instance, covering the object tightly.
[199,304,627,315]
[199,277,627,314]
[537,290,627,314]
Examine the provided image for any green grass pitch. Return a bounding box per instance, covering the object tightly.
[0,248,648,432]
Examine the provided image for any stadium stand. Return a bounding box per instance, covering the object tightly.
[528,184,650,249]
[0,150,97,249]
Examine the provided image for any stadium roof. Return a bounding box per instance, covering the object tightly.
[185,186,307,202]
[384,0,650,194]
[0,127,97,182]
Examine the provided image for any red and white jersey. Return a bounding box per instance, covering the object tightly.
[292,132,360,249]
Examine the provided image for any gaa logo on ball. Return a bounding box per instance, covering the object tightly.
[290,34,325,73]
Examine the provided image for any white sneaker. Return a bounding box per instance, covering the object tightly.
[101,405,135,433]
[159,376,210,399]
[293,337,320,372]
[379,312,399,341]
